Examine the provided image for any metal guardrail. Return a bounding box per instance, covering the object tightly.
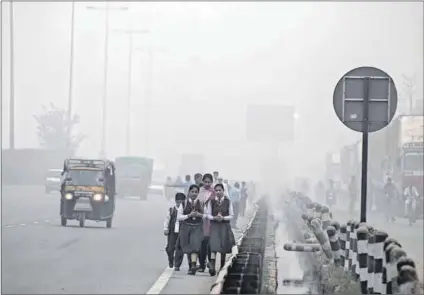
[210,204,261,294]
[285,194,421,294]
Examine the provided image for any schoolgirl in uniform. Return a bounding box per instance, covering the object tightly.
[206,183,235,276]
[196,173,215,272]
[177,184,204,275]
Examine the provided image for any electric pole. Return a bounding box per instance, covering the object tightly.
[86,3,128,158]
[67,1,76,153]
[9,1,15,149]
[113,29,149,156]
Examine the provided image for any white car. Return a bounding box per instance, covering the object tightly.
[148,182,165,197]
[45,169,62,193]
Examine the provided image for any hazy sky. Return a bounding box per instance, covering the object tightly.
[1,2,423,180]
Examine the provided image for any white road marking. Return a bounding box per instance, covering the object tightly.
[145,267,174,294]
[3,217,59,228]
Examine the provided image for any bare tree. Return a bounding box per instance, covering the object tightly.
[34,103,85,155]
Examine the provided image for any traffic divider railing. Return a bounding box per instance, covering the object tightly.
[284,193,421,294]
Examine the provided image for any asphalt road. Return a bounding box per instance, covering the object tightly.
[1,185,253,294]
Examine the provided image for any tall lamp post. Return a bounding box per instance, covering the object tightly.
[66,1,76,153]
[133,47,166,156]
[9,1,15,149]
[113,29,149,156]
[86,3,128,158]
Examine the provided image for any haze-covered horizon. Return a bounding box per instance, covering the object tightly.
[2,2,423,181]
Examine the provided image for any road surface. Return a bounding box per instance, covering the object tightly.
[1,185,253,294]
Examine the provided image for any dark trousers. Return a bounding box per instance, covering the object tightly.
[231,202,240,227]
[199,236,211,268]
[166,232,185,267]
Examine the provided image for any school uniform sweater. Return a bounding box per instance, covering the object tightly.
[197,187,215,236]
[163,205,180,233]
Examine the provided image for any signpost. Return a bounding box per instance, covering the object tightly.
[333,66,398,222]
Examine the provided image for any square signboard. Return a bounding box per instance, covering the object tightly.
[246,104,295,143]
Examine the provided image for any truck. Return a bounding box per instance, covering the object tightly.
[370,115,424,197]
[179,154,205,177]
[115,156,154,200]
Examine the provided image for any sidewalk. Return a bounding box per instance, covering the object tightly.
[160,207,256,294]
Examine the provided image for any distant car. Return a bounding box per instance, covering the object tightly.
[45,169,62,194]
[148,181,165,197]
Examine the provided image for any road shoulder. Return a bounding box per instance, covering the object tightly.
[158,209,256,294]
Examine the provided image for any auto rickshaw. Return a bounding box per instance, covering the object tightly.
[60,158,116,228]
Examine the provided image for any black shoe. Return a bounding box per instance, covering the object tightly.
[168,261,174,268]
[208,261,216,276]
[190,262,197,275]
[197,266,205,272]
[188,267,196,275]
[174,267,180,271]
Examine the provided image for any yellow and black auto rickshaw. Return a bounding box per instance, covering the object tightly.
[60,158,116,228]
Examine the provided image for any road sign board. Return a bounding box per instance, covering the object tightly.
[333,66,398,133]
[246,104,295,142]
[333,66,398,223]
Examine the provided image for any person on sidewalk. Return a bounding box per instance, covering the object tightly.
[177,184,204,275]
[164,192,186,271]
[240,181,248,217]
[383,177,398,222]
[194,173,203,188]
[206,183,235,276]
[216,177,230,197]
[229,182,241,228]
[213,171,220,184]
[196,173,215,272]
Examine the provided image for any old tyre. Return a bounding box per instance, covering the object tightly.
[61,216,67,226]
[79,213,85,228]
[106,218,112,228]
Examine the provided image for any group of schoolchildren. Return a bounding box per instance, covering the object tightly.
[163,171,248,276]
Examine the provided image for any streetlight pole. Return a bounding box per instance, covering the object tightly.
[113,29,149,156]
[67,1,76,153]
[9,1,15,149]
[145,49,154,156]
[126,33,133,156]
[133,47,166,156]
[86,3,128,158]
